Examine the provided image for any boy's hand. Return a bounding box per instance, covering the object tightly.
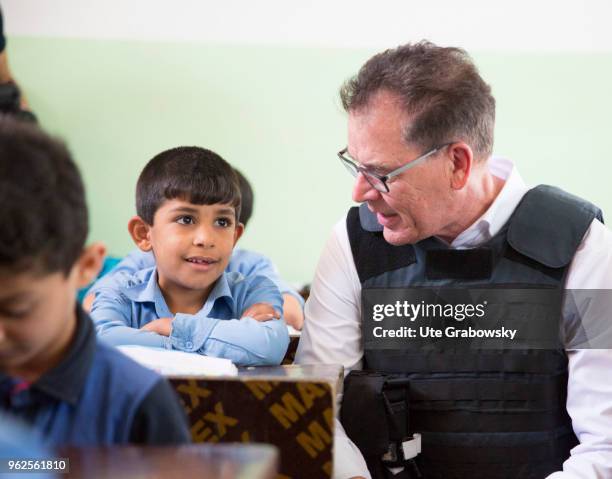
[241,303,281,322]
[141,317,174,336]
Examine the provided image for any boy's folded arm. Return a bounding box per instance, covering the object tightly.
[171,314,290,365]
[241,252,305,307]
[241,256,304,328]
[98,321,169,348]
[240,302,280,321]
[90,288,169,349]
[169,274,289,365]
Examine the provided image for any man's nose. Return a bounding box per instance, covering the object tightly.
[352,173,382,203]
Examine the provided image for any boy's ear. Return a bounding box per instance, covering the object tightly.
[74,242,106,289]
[128,216,153,252]
[233,222,245,246]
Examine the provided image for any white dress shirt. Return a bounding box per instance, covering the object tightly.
[295,156,612,479]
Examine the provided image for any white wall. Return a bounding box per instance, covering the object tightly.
[4,0,612,51]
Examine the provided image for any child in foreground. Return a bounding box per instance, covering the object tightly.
[0,119,190,445]
[90,146,290,366]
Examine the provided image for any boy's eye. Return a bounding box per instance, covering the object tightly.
[0,307,32,319]
[215,217,233,228]
[176,215,195,225]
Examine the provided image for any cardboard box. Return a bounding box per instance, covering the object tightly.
[170,364,342,479]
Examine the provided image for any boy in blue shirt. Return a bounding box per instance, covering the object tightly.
[0,119,190,446]
[90,146,290,366]
[82,169,304,329]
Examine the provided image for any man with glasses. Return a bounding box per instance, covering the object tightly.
[296,41,612,479]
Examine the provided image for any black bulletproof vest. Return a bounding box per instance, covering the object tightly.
[341,185,603,479]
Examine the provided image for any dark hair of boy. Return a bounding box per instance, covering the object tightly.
[234,168,253,227]
[0,118,190,446]
[0,119,87,275]
[136,146,241,225]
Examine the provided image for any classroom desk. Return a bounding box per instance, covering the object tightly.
[60,444,277,479]
[169,364,343,479]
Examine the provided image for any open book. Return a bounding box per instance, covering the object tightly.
[117,345,238,377]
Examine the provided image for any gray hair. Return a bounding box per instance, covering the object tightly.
[340,41,495,159]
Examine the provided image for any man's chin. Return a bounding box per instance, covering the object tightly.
[382,226,419,246]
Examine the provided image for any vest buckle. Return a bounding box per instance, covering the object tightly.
[381,433,421,465]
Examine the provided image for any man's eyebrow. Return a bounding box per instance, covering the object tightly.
[364,164,387,175]
[346,150,386,173]
[358,160,387,175]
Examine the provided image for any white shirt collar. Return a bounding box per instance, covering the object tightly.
[448,156,529,249]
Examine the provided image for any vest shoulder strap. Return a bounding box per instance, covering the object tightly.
[347,205,416,283]
[507,185,603,268]
[347,185,603,281]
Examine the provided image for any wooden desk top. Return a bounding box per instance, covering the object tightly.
[60,444,277,479]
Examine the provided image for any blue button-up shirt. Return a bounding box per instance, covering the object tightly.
[90,268,289,366]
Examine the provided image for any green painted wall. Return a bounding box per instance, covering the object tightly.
[6,37,612,284]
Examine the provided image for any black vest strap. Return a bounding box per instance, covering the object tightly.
[347,206,416,283]
[348,185,603,281]
[426,248,493,280]
[507,185,603,268]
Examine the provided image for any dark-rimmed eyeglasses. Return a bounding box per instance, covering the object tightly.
[337,143,452,193]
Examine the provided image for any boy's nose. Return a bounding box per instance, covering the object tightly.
[192,225,215,247]
[352,173,382,203]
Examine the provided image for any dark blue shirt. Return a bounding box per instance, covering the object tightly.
[0,307,190,446]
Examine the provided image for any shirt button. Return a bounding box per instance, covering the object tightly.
[186,342,193,349]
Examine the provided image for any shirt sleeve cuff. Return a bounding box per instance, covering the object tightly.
[170,313,219,352]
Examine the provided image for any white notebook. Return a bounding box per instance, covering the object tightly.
[117,345,238,377]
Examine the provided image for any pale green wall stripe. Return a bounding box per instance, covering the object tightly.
[7,37,612,283]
